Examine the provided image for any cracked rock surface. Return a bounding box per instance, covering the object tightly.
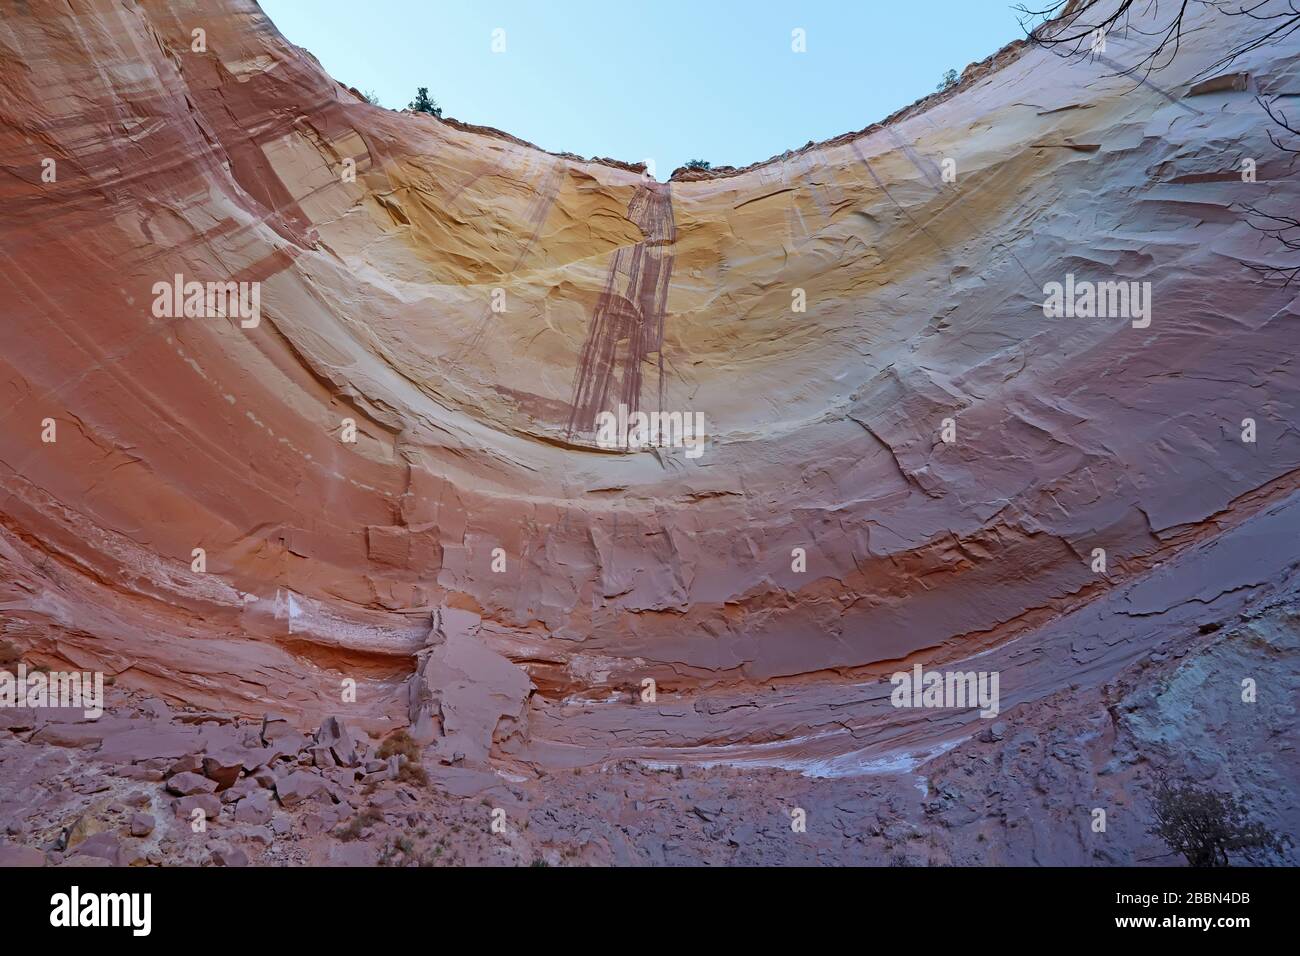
[0,0,1297,863]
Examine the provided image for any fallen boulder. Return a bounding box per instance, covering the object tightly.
[274,770,326,808]
[166,771,217,796]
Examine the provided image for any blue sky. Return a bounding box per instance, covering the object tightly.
[261,0,1027,176]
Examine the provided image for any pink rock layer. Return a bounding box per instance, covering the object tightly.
[0,0,1297,774]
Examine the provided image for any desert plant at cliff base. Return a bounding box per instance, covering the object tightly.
[378,729,428,786]
[378,729,420,762]
[396,759,428,787]
[334,807,384,842]
[1150,775,1286,866]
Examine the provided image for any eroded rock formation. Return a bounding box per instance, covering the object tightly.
[0,0,1297,808]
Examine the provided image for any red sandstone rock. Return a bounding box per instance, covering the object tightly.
[275,771,327,808]
[0,0,1296,869]
[0,843,45,867]
[234,792,274,825]
[202,752,247,791]
[211,845,249,867]
[173,794,222,823]
[166,772,217,797]
[0,0,1293,784]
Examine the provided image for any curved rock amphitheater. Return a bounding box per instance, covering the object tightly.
[0,0,1296,865]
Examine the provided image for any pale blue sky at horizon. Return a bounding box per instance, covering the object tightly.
[260,0,1029,176]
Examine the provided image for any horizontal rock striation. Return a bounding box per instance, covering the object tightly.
[0,0,1297,775]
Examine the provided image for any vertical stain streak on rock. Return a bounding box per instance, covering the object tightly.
[567,182,677,437]
[881,125,1038,285]
[883,126,945,192]
[511,158,565,272]
[850,140,952,265]
[1093,53,1203,115]
[456,156,565,359]
[1,0,1298,790]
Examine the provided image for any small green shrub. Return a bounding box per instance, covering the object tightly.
[1151,776,1285,866]
[408,87,442,117]
[334,807,383,842]
[396,759,428,787]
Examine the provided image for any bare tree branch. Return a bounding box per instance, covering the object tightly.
[1014,0,1200,81]
[1259,95,1300,153]
[1021,4,1300,285]
[1208,1,1300,77]
[1239,90,1300,286]
[1015,0,1300,82]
